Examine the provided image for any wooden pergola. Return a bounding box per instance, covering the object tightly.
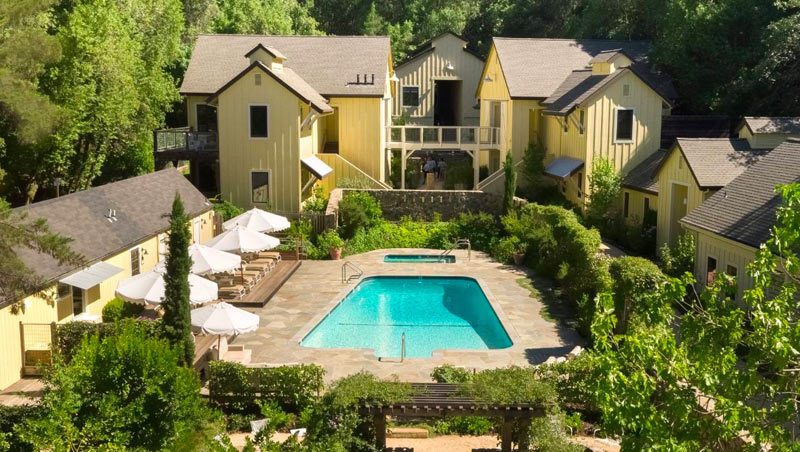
[359,383,546,452]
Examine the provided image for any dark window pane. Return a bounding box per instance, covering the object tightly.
[72,287,84,316]
[623,192,630,217]
[197,104,217,132]
[130,248,140,276]
[707,257,717,285]
[250,106,268,137]
[252,172,269,203]
[616,109,633,141]
[402,87,419,107]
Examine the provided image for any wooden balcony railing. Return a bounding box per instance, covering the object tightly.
[153,128,218,153]
[386,126,501,150]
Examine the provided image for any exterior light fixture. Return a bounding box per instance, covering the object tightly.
[445,62,455,71]
[483,75,493,82]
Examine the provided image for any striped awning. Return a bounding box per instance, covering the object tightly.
[544,157,584,179]
[301,156,333,179]
[59,262,123,290]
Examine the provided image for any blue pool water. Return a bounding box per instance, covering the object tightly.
[384,254,455,263]
[300,276,512,358]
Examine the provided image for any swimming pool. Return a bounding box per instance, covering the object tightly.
[384,254,455,263]
[300,276,512,358]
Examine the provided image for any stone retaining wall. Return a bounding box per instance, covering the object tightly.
[326,189,504,221]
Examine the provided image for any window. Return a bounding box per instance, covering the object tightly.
[623,192,630,218]
[562,117,568,133]
[622,84,630,96]
[706,256,717,285]
[578,110,585,134]
[577,172,583,198]
[57,283,71,299]
[402,86,419,107]
[615,108,634,142]
[196,104,217,132]
[254,73,262,86]
[249,105,269,138]
[130,248,140,276]
[726,264,738,277]
[643,196,650,215]
[251,171,270,203]
[72,286,84,316]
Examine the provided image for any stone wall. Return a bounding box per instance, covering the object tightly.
[326,189,504,221]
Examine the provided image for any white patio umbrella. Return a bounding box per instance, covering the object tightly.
[205,225,280,254]
[188,243,242,275]
[223,207,291,233]
[115,267,218,306]
[191,302,260,336]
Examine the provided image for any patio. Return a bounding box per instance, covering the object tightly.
[233,248,583,382]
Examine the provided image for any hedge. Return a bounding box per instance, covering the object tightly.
[53,319,162,362]
[208,362,325,413]
[608,256,668,334]
[0,405,42,451]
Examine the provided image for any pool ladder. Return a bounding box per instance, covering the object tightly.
[441,238,471,261]
[341,261,363,284]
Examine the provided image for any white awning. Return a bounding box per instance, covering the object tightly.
[60,261,124,290]
[544,157,584,179]
[301,156,333,179]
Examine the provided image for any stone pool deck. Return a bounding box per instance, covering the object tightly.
[234,249,583,382]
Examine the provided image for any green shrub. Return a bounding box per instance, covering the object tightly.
[208,362,325,414]
[462,366,557,406]
[101,297,144,323]
[450,212,501,251]
[608,256,668,334]
[658,232,696,277]
[491,236,525,264]
[338,191,383,239]
[533,353,599,411]
[21,322,209,450]
[431,364,473,383]
[586,158,622,227]
[0,405,42,451]
[434,416,495,436]
[443,161,474,190]
[211,198,244,221]
[343,218,455,256]
[337,177,375,189]
[302,185,328,213]
[53,319,162,362]
[315,229,344,257]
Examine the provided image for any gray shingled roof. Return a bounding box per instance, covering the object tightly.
[623,149,667,194]
[740,117,800,134]
[681,138,800,248]
[668,138,769,189]
[13,169,212,284]
[491,38,677,100]
[181,35,390,97]
[541,70,608,115]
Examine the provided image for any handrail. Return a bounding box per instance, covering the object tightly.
[441,238,471,261]
[341,261,364,284]
[476,159,523,190]
[386,125,501,149]
[153,128,218,153]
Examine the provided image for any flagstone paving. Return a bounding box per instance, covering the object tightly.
[234,249,583,382]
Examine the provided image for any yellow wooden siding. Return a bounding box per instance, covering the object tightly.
[0,212,211,390]
[315,153,388,196]
[689,228,756,300]
[655,148,709,247]
[186,95,210,129]
[217,67,303,212]
[510,99,542,162]
[476,45,510,101]
[585,71,663,176]
[737,126,799,149]
[621,188,658,224]
[329,96,386,183]
[393,34,483,126]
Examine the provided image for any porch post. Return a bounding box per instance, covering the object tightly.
[471,150,479,190]
[501,416,513,452]
[374,413,387,450]
[400,147,407,190]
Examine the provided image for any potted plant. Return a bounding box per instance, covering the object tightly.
[318,229,345,260]
[512,240,528,266]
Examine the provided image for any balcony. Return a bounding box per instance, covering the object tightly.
[153,128,218,162]
[386,126,501,151]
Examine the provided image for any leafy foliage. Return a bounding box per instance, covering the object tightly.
[53,319,162,362]
[101,296,144,323]
[502,152,517,214]
[161,193,194,366]
[212,198,244,221]
[316,229,344,255]
[302,185,329,213]
[586,158,622,228]
[608,256,668,334]
[0,404,42,451]
[20,322,209,450]
[337,191,383,239]
[658,232,696,277]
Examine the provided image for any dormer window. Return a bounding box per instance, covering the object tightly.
[614,108,634,142]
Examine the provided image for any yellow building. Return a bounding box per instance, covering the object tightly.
[170,35,394,212]
[392,32,484,126]
[736,116,800,149]
[475,39,675,204]
[0,169,214,391]
[653,136,778,248]
[680,138,800,298]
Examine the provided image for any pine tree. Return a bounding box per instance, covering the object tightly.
[502,152,516,214]
[161,193,194,366]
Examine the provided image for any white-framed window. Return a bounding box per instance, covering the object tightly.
[251,170,270,204]
[130,247,141,276]
[614,108,634,143]
[402,86,420,108]
[249,104,269,138]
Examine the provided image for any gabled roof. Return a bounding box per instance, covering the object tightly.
[660,115,732,149]
[207,61,333,114]
[681,138,800,248]
[490,38,677,100]
[244,43,286,60]
[181,35,391,97]
[659,138,769,189]
[12,169,212,285]
[396,31,483,69]
[588,49,634,64]
[738,116,800,135]
[623,149,668,194]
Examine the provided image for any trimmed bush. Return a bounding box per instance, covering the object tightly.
[343,218,454,256]
[316,229,344,256]
[0,405,42,451]
[338,191,382,239]
[450,212,502,251]
[54,319,161,362]
[431,364,473,383]
[609,257,669,334]
[658,232,696,277]
[101,297,144,323]
[208,362,325,414]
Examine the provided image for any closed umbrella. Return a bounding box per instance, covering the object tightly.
[116,267,218,306]
[223,208,291,233]
[188,243,242,275]
[206,225,280,253]
[191,302,260,336]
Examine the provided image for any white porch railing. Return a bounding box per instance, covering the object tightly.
[386,126,501,151]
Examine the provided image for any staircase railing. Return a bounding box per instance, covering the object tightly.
[341,261,364,284]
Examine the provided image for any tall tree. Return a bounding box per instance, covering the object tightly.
[502,152,516,214]
[161,193,194,366]
[0,197,81,302]
[211,0,320,34]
